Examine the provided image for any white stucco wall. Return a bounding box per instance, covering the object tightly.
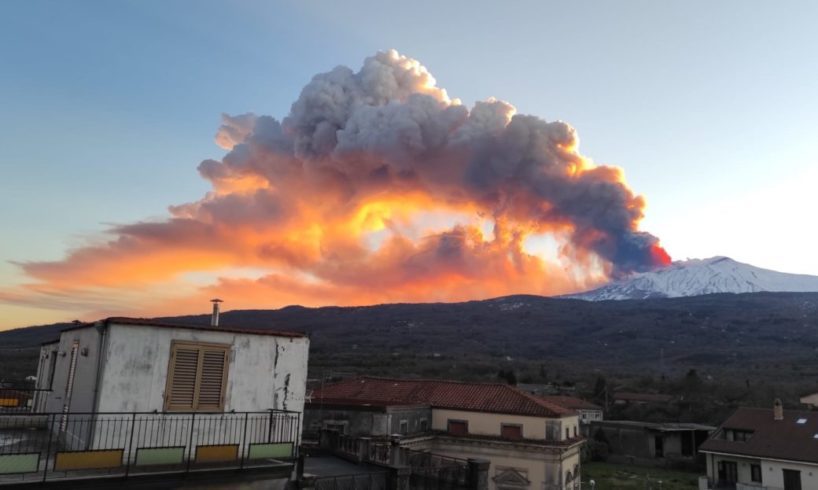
[762,459,818,489]
[416,437,581,490]
[432,408,580,442]
[96,323,309,414]
[65,323,310,458]
[427,408,582,490]
[706,452,818,490]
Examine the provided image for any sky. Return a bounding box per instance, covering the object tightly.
[1,0,817,329]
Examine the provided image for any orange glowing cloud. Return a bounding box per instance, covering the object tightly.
[3,49,669,324]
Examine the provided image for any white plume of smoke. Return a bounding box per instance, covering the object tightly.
[12,49,668,319]
[201,49,666,276]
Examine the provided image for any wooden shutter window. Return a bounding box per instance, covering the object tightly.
[167,347,199,410]
[165,341,229,412]
[197,349,228,410]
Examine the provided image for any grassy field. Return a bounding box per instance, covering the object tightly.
[583,462,700,489]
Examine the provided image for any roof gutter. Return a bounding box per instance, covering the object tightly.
[699,449,818,467]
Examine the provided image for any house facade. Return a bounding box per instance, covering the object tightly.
[305,377,584,490]
[699,403,818,490]
[41,317,309,415]
[32,317,309,460]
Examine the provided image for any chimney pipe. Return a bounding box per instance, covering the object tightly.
[210,299,223,327]
[774,398,783,421]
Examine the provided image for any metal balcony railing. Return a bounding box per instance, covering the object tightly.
[0,388,51,414]
[0,410,300,485]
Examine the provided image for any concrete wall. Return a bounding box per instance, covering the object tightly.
[303,407,390,437]
[43,326,103,415]
[406,436,582,490]
[433,408,580,442]
[387,406,432,435]
[96,323,310,414]
[303,405,431,437]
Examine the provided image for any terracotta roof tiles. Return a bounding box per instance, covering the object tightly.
[310,377,575,418]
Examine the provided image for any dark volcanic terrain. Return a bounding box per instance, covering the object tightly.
[3,292,818,385]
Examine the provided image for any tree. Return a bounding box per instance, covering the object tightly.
[592,376,608,405]
[497,369,517,385]
[683,369,703,395]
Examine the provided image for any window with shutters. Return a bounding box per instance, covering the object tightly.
[501,424,523,440]
[164,341,230,412]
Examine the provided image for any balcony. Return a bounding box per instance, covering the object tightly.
[0,410,300,485]
[0,388,51,414]
[699,477,783,490]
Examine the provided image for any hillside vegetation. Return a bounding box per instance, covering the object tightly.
[3,293,817,422]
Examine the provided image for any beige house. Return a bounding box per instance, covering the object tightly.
[305,377,585,490]
[699,401,818,490]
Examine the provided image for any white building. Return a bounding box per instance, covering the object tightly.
[31,316,309,469]
[699,401,818,490]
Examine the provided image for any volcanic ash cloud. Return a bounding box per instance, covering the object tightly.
[14,49,670,315]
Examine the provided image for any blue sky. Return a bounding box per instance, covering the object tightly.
[1,0,817,326]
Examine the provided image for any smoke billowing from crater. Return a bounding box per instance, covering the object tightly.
[8,50,669,316]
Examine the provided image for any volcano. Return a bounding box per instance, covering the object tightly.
[570,256,818,300]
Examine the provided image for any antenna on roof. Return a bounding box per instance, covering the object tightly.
[210,299,223,327]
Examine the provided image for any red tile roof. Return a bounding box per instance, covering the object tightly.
[541,395,602,411]
[310,377,575,418]
[699,407,818,464]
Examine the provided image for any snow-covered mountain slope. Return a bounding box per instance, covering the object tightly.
[571,256,818,300]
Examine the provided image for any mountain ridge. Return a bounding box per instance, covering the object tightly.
[570,256,818,301]
[3,292,818,385]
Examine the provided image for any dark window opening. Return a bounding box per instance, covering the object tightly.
[681,432,693,456]
[501,424,523,440]
[448,420,468,436]
[419,419,428,432]
[718,461,738,485]
[783,469,801,490]
[399,420,409,435]
[654,435,664,458]
[751,464,762,483]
